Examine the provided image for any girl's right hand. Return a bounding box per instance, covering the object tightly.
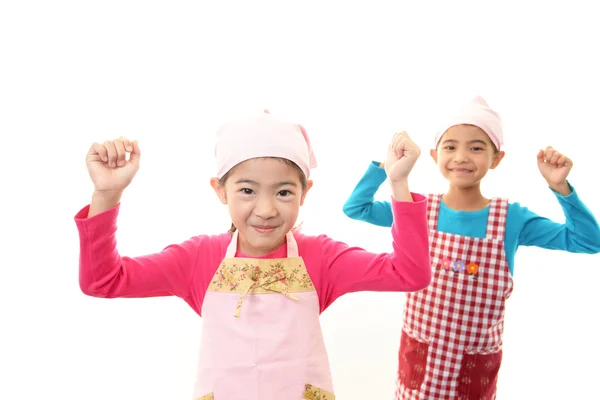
[385,131,420,182]
[86,137,141,193]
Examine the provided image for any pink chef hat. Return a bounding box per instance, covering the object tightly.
[434,96,504,150]
[214,110,317,179]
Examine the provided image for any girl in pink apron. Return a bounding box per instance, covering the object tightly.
[74,111,432,399]
[343,97,600,399]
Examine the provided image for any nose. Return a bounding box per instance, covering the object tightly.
[254,194,278,219]
[453,148,469,163]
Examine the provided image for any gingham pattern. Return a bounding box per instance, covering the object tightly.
[396,194,513,400]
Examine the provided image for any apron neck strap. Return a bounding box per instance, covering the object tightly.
[226,230,298,258]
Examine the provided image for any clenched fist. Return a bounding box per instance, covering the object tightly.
[385,131,421,182]
[537,146,572,195]
[86,137,141,194]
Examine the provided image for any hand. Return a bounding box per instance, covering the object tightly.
[385,131,421,182]
[537,146,572,195]
[86,137,141,194]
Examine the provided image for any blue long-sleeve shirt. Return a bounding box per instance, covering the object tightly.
[343,161,600,275]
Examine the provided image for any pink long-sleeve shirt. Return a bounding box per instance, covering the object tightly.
[75,195,431,315]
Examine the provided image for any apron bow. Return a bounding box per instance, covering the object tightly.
[230,271,299,318]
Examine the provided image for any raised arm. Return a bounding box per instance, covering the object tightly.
[517,184,600,253]
[325,132,431,306]
[75,204,201,299]
[342,161,394,227]
[76,137,200,300]
[519,146,600,252]
[325,194,431,308]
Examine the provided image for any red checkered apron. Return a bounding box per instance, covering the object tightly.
[395,194,513,400]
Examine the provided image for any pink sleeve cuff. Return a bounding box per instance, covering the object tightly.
[390,192,427,213]
[74,203,121,239]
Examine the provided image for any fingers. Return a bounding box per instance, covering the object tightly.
[90,137,136,168]
[114,138,128,167]
[122,137,133,152]
[389,134,402,153]
[541,146,557,163]
[392,131,409,145]
[549,148,561,165]
[390,131,420,156]
[550,152,562,166]
[129,140,141,165]
[538,146,571,167]
[392,131,408,141]
[536,149,545,162]
[389,131,407,150]
[103,140,119,167]
[90,142,108,162]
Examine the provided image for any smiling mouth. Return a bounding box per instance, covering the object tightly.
[450,168,473,173]
[252,226,277,234]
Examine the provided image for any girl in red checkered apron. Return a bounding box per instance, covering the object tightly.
[343,96,600,399]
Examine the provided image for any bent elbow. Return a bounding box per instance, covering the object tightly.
[589,231,600,253]
[342,202,358,219]
[408,260,432,291]
[80,285,103,298]
[79,278,109,298]
[570,229,600,254]
[587,245,600,254]
[413,270,432,291]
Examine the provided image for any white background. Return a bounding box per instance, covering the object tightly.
[2,1,600,399]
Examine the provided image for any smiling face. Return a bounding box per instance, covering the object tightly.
[211,157,312,256]
[430,124,505,189]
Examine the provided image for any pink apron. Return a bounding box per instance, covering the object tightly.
[193,231,335,400]
[396,194,513,400]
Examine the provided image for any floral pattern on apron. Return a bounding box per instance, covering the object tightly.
[193,231,335,400]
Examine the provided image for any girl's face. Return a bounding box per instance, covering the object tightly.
[211,157,312,257]
[430,124,505,189]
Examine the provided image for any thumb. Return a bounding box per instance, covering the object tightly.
[129,140,141,165]
[536,149,545,165]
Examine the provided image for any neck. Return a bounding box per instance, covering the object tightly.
[236,233,286,257]
[443,184,489,211]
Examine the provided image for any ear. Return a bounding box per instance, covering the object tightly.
[490,151,506,169]
[429,148,438,164]
[300,180,314,206]
[210,177,228,204]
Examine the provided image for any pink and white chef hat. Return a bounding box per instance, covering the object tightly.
[214,110,317,179]
[434,96,503,150]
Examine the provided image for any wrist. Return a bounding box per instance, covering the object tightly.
[549,181,571,196]
[390,179,412,202]
[89,190,123,217]
[92,189,124,201]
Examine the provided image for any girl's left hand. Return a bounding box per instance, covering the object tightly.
[537,146,573,194]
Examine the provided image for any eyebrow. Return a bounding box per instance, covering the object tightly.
[442,139,488,145]
[234,179,299,188]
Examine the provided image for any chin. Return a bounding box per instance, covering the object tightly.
[449,180,482,189]
[249,234,286,252]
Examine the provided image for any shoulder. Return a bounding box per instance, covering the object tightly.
[490,197,527,215]
[176,232,232,256]
[505,200,533,216]
[503,200,540,229]
[293,232,349,255]
[294,232,330,247]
